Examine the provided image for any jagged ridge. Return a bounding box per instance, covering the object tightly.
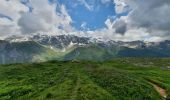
[0,34,170,64]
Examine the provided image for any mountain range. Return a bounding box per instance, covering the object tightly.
[1,34,170,64]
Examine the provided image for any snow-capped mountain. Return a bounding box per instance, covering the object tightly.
[0,34,170,64]
[30,34,91,49]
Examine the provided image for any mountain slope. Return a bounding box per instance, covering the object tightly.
[117,47,170,57]
[63,42,170,61]
[63,44,120,61]
[0,40,63,64]
[1,35,170,64]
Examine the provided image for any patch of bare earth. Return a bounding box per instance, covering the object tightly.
[149,82,167,100]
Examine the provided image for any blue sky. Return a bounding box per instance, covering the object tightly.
[57,0,116,31]
[56,0,130,31]
[20,0,120,31]
[0,0,169,41]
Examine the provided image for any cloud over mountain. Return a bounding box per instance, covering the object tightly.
[132,0,169,38]
[103,0,170,41]
[0,0,170,41]
[127,0,170,38]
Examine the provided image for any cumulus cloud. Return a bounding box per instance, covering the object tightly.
[0,0,28,21]
[104,16,127,35]
[114,19,127,35]
[0,18,16,36]
[0,0,170,42]
[18,0,73,34]
[0,0,73,37]
[114,0,130,14]
[127,0,170,37]
[84,27,150,42]
[0,0,28,37]
[102,0,170,41]
[105,18,113,30]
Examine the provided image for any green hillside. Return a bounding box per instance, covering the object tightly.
[63,44,120,61]
[0,41,73,64]
[1,41,170,64]
[0,58,170,100]
[11,41,66,62]
[63,44,170,61]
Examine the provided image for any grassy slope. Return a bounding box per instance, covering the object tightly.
[33,42,77,62]
[63,44,170,61]
[0,58,170,99]
[63,44,119,61]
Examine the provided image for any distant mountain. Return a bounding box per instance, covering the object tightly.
[0,40,66,64]
[63,43,120,61]
[0,40,40,64]
[1,34,170,64]
[30,34,91,49]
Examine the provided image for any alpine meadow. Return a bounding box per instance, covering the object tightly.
[0,0,170,100]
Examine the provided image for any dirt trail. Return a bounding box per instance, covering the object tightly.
[149,82,167,100]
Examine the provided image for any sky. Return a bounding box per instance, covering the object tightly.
[0,0,170,41]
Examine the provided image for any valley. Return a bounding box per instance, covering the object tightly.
[1,35,170,64]
[1,0,170,99]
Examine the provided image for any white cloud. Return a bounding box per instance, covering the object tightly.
[0,0,28,21]
[105,18,113,30]
[114,0,129,14]
[0,0,28,37]
[94,0,170,41]
[0,0,73,37]
[18,0,73,34]
[127,0,170,37]
[0,18,17,36]
[80,22,87,30]
[0,0,170,42]
[78,0,94,11]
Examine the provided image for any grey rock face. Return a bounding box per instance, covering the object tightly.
[0,34,170,64]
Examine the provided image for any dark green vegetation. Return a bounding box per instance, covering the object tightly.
[63,44,120,61]
[0,41,68,64]
[64,44,170,61]
[0,58,170,100]
[1,39,170,64]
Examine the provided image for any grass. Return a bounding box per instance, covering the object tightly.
[0,58,170,99]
